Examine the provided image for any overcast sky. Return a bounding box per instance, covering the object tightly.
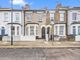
[0,0,80,9]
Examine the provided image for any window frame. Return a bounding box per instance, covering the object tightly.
[72,26,76,35]
[78,26,80,35]
[72,13,77,21]
[30,26,34,35]
[59,26,64,35]
[60,13,64,22]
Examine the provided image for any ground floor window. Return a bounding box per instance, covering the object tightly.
[78,26,80,35]
[17,26,19,35]
[59,26,64,35]
[30,26,34,35]
[26,27,28,35]
[55,26,58,35]
[36,26,38,35]
[11,26,15,35]
[73,26,76,35]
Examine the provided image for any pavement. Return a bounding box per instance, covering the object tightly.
[0,40,80,48]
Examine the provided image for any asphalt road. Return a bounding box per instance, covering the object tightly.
[0,48,80,60]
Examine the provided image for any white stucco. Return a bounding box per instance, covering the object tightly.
[68,10,80,35]
[68,10,80,41]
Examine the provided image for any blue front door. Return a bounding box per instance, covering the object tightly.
[1,27,5,36]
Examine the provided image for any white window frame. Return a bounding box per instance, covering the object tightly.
[50,13,54,21]
[72,13,77,21]
[59,26,64,35]
[55,26,58,35]
[78,26,80,35]
[72,26,76,35]
[60,13,64,22]
[4,12,9,22]
[30,26,34,35]
[15,13,20,22]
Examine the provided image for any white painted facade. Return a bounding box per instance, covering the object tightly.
[0,10,26,41]
[68,10,80,41]
[0,11,22,36]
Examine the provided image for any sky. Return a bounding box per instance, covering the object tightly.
[0,0,80,9]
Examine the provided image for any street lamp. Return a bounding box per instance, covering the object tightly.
[51,19,54,45]
[11,0,13,45]
[52,23,54,45]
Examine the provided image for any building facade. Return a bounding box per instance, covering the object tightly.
[68,7,80,41]
[24,10,47,40]
[0,9,23,41]
[0,4,80,41]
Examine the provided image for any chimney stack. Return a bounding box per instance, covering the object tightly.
[23,4,30,10]
[56,3,62,9]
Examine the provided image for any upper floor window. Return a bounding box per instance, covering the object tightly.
[4,12,8,22]
[37,14,43,22]
[50,17,54,21]
[50,14,54,21]
[25,13,32,21]
[60,13,64,22]
[15,13,20,22]
[72,13,77,20]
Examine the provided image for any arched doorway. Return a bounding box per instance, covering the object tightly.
[47,27,50,34]
[47,27,50,40]
[42,27,45,39]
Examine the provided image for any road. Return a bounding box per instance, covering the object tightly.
[0,48,80,60]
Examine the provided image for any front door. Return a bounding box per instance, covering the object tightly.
[42,27,45,39]
[47,27,50,39]
[1,27,5,36]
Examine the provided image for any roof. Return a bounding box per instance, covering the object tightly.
[68,7,80,10]
[0,8,22,11]
[0,8,47,12]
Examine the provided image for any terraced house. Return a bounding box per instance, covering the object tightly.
[23,4,47,41]
[52,4,68,41]
[68,7,80,41]
[0,8,23,41]
[0,4,80,41]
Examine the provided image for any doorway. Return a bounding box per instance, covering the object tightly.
[42,27,45,39]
